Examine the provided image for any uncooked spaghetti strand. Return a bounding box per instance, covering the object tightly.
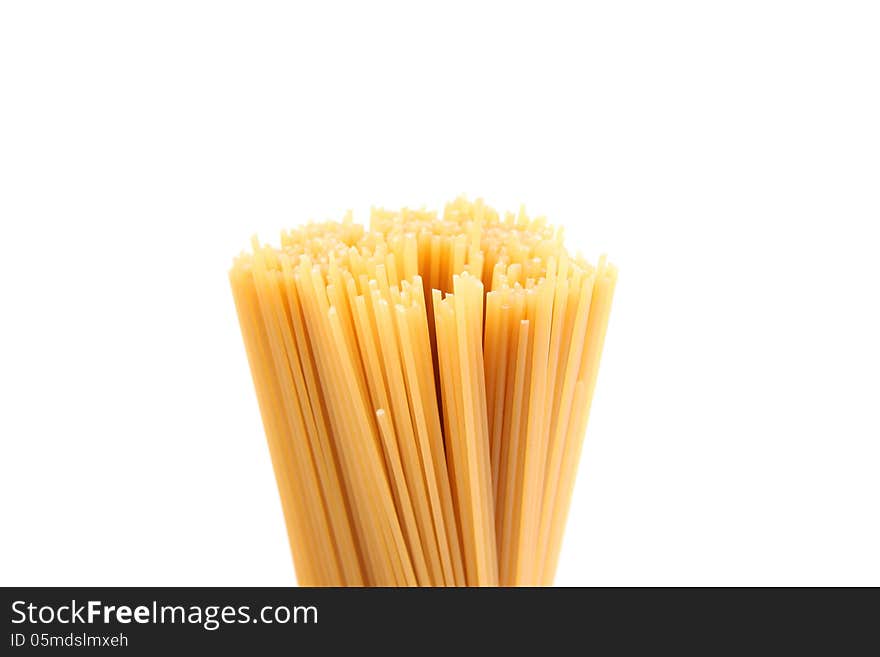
[498,318,530,586]
[230,266,316,585]
[534,269,594,578]
[352,294,431,585]
[488,295,511,503]
[434,292,479,584]
[394,301,456,585]
[371,291,445,585]
[408,279,466,585]
[541,261,617,584]
[295,265,390,584]
[278,257,365,585]
[327,306,415,586]
[252,257,342,585]
[452,274,497,586]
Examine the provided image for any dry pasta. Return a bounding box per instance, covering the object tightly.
[229,197,617,586]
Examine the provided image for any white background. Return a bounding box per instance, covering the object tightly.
[1,1,878,586]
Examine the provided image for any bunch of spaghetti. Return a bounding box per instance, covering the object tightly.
[230,197,616,586]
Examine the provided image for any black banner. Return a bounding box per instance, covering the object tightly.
[1,587,873,653]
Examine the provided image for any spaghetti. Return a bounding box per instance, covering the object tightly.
[230,197,616,586]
